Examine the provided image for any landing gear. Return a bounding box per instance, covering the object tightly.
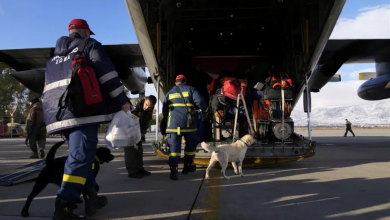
[305,75,312,141]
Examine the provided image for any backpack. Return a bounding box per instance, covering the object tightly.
[263,72,294,101]
[56,38,104,121]
[208,78,218,94]
[269,72,293,89]
[263,86,294,100]
[220,77,247,100]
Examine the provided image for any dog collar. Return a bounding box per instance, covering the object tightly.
[239,139,248,147]
[95,155,100,163]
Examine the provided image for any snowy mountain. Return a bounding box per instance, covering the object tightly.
[291,101,390,127]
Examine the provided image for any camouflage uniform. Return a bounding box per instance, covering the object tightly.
[26,101,46,158]
[344,120,355,137]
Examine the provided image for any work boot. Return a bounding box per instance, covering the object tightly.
[84,188,108,217]
[38,148,45,158]
[182,160,197,174]
[169,163,178,180]
[53,197,86,220]
[138,169,151,176]
[128,172,143,179]
[29,152,39,159]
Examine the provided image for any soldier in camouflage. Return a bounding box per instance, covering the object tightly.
[344,119,355,137]
[26,97,46,159]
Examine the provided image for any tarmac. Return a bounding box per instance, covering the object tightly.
[0,129,389,220]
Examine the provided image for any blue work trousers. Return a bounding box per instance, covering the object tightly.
[168,132,199,164]
[58,125,98,200]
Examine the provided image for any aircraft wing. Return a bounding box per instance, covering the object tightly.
[0,44,145,71]
[307,39,390,99]
[0,44,146,94]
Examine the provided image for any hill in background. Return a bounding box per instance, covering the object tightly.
[291,101,390,127]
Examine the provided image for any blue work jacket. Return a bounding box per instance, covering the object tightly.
[162,84,208,134]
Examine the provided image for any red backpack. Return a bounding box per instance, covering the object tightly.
[57,38,103,120]
[220,77,247,100]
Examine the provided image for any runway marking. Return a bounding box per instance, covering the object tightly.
[118,170,170,174]
[203,169,221,220]
[0,190,160,203]
[105,209,211,220]
[264,193,318,204]
[326,202,390,218]
[272,197,339,208]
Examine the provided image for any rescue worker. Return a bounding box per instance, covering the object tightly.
[42,19,131,219]
[162,75,208,180]
[125,95,157,179]
[344,119,355,137]
[26,97,46,159]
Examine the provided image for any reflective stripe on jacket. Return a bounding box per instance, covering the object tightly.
[162,84,208,134]
[42,33,128,134]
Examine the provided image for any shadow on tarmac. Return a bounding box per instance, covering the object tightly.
[0,136,389,219]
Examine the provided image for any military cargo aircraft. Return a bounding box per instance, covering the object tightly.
[1,0,389,167]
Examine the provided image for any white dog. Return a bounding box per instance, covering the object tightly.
[201,134,256,179]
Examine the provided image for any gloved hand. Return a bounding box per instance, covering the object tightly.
[160,117,167,136]
[121,102,131,112]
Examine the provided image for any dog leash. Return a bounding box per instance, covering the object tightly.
[186,171,206,220]
[187,140,248,219]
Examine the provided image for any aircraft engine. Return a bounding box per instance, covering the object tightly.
[10,69,45,94]
[357,73,390,100]
[116,66,152,95]
[358,61,390,100]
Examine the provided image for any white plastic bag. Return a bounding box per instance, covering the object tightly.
[105,111,141,149]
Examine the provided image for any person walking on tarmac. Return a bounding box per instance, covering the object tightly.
[26,97,46,159]
[125,95,157,179]
[42,19,131,219]
[162,75,208,180]
[344,119,355,137]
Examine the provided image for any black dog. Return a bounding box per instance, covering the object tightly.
[21,141,114,217]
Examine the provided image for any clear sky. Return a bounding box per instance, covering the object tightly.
[0,1,137,49]
[0,0,389,112]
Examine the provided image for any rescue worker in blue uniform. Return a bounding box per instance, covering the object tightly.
[42,19,131,220]
[162,75,208,180]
